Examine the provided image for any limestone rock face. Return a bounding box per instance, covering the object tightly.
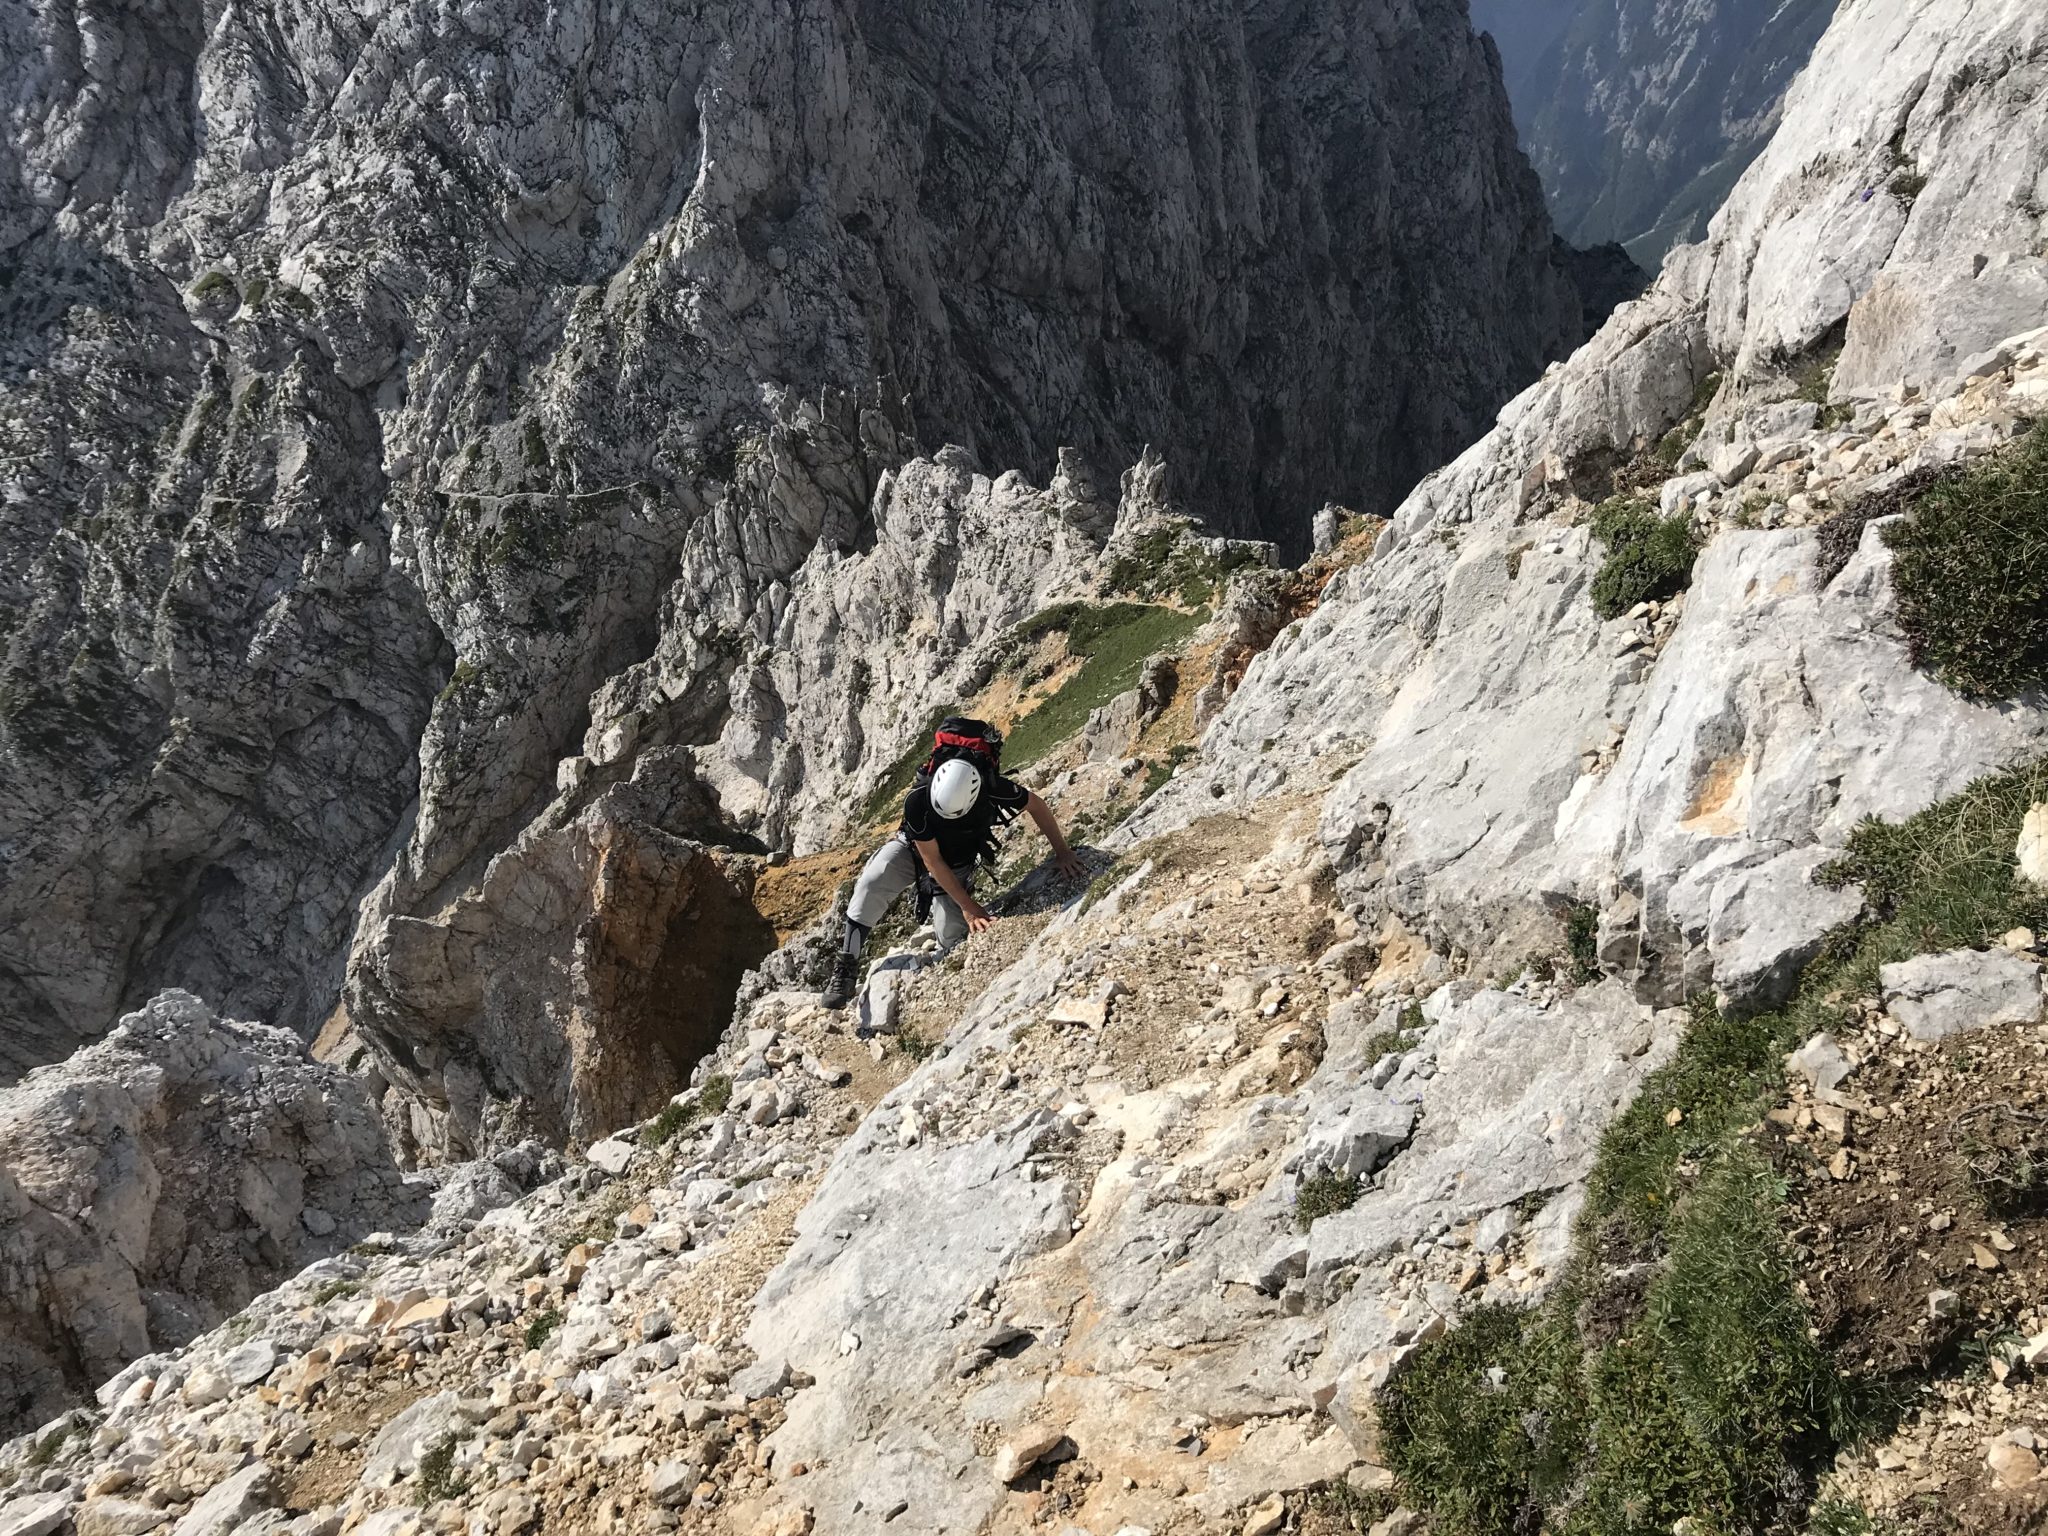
[1135,0,2048,1008]
[1475,0,1835,261]
[0,0,1579,1082]
[0,992,426,1437]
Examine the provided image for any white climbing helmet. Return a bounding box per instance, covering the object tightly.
[930,759,984,820]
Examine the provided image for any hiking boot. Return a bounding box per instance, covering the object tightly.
[821,954,860,1010]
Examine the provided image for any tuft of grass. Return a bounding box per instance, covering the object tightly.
[698,1073,733,1115]
[1380,756,2048,1536]
[1359,1020,1423,1069]
[1077,856,1137,916]
[523,1308,562,1351]
[310,1278,364,1307]
[1295,1171,1363,1232]
[1001,603,1205,768]
[1304,1478,1399,1531]
[1588,496,1698,620]
[641,1099,696,1148]
[25,1421,77,1469]
[417,1433,469,1503]
[895,1025,937,1062]
[1884,420,2048,699]
[1140,743,1196,800]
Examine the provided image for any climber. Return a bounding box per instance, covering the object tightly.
[822,717,1087,1010]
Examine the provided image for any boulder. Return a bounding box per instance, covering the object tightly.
[1880,948,2044,1041]
[1298,1091,1416,1181]
[2020,803,2048,886]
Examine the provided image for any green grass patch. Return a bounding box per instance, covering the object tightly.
[1002,603,1203,768]
[1107,524,1265,606]
[642,1073,732,1146]
[1588,496,1699,620]
[1294,1171,1363,1231]
[1304,1479,1399,1531]
[1884,420,2048,699]
[1140,743,1196,800]
[189,269,236,302]
[858,705,951,826]
[1379,756,2048,1536]
[310,1278,364,1307]
[895,1025,937,1062]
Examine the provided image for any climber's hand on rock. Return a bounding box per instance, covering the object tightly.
[1056,849,1086,881]
[964,900,997,933]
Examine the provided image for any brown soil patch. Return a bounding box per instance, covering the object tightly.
[1785,1011,2048,1531]
[752,843,866,939]
[277,1374,430,1513]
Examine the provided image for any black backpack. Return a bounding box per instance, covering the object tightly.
[916,716,1002,781]
[908,717,1010,869]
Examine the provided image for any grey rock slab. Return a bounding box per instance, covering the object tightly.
[1298,1091,1416,1182]
[169,1465,275,1536]
[74,1498,169,1536]
[1881,948,2045,1042]
[585,1139,638,1178]
[220,1339,277,1387]
[1307,984,1680,1274]
[0,1494,73,1536]
[729,1357,791,1402]
[359,1391,461,1489]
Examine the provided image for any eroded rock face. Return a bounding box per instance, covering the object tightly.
[0,992,425,1438]
[349,761,778,1164]
[0,0,1579,1082]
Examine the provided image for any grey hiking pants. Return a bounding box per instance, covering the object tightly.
[848,834,976,951]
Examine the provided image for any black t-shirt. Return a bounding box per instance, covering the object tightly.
[901,768,1029,867]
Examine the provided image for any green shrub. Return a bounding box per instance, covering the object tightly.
[1139,744,1196,800]
[1576,1150,1852,1534]
[417,1433,469,1502]
[1588,497,1698,620]
[25,1422,76,1469]
[524,1308,562,1351]
[1884,420,2048,699]
[1381,757,2048,1536]
[698,1073,733,1114]
[641,1100,696,1148]
[1379,1305,1585,1536]
[1294,1171,1363,1231]
[1564,903,1600,984]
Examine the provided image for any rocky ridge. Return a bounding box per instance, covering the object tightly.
[0,992,548,1444]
